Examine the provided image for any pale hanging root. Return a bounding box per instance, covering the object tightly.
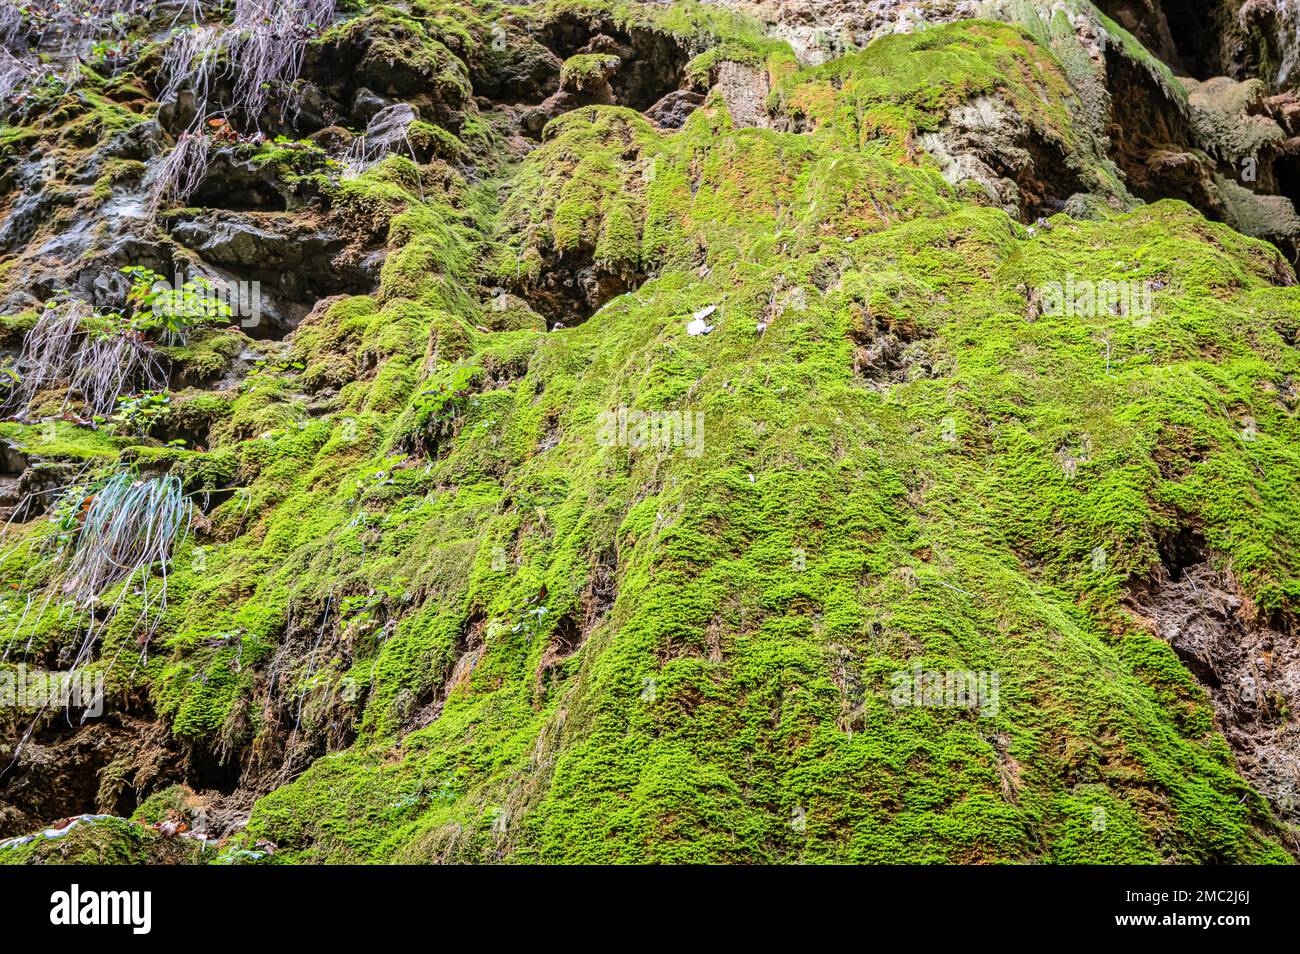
[60,471,192,658]
[0,467,192,787]
[23,0,146,56]
[149,1,338,211]
[163,0,210,29]
[1,298,165,419]
[157,0,340,125]
[342,104,419,179]
[0,47,55,118]
[0,3,22,50]
[2,299,89,415]
[0,458,100,636]
[69,331,167,418]
[157,22,222,105]
[147,129,211,211]
[229,0,338,122]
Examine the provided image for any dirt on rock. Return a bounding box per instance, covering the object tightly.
[1127,557,1300,845]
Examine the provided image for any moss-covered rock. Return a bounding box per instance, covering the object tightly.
[1,0,1298,866]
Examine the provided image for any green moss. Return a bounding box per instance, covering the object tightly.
[159,327,247,384]
[774,21,1075,146]
[492,106,659,283]
[233,190,1297,863]
[0,817,201,865]
[0,310,39,347]
[315,7,472,130]
[560,53,620,92]
[406,119,467,161]
[130,785,197,826]
[0,421,126,461]
[1,0,1297,866]
[92,158,146,203]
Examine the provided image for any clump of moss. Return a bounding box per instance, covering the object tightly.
[559,53,620,93]
[0,817,202,865]
[92,158,147,203]
[493,106,658,288]
[315,8,473,132]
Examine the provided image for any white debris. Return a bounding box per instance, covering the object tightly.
[688,304,717,336]
[39,814,116,842]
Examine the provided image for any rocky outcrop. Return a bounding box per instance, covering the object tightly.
[1,0,1299,867]
[1128,555,1300,830]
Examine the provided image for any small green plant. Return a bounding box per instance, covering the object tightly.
[122,266,231,343]
[89,39,129,69]
[406,366,479,457]
[105,390,172,436]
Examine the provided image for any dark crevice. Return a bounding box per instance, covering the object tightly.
[1156,524,1207,583]
[516,255,645,329]
[1105,45,1201,202]
[535,611,583,700]
[848,306,937,387]
[183,743,244,796]
[1093,0,1225,80]
[1163,0,1225,80]
[190,174,289,214]
[409,612,486,731]
[998,130,1089,222]
[535,15,692,111]
[1274,150,1300,216]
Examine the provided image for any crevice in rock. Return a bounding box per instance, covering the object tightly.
[518,253,646,330]
[1126,552,1300,848]
[1155,524,1207,583]
[509,14,700,136]
[1094,0,1275,85]
[182,741,245,796]
[848,305,937,387]
[1272,145,1300,214]
[534,550,616,700]
[0,446,84,525]
[995,128,1090,221]
[1161,0,1227,80]
[535,611,582,696]
[165,210,379,338]
[0,440,29,524]
[188,153,292,212]
[1104,44,1202,202]
[534,15,692,111]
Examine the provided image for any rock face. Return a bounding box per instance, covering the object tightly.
[0,0,1299,865]
[1128,554,1300,828]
